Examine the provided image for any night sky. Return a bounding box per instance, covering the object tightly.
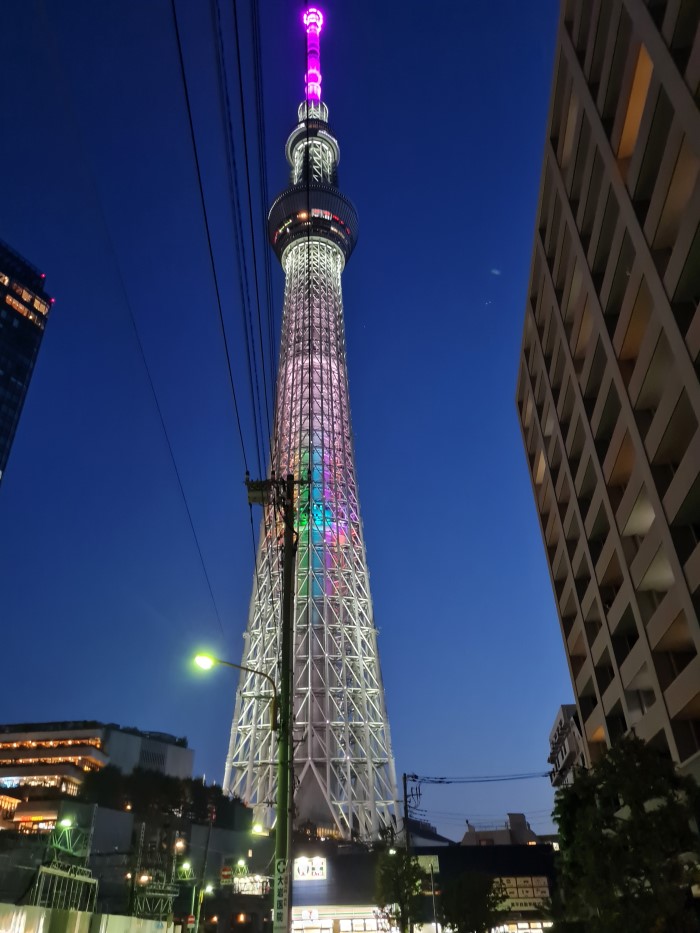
[0,0,568,838]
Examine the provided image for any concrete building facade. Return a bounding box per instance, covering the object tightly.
[548,704,586,786]
[516,0,700,780]
[461,813,540,847]
[0,721,194,810]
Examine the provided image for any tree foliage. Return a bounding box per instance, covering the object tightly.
[553,734,700,933]
[78,766,249,829]
[374,849,427,933]
[439,871,506,933]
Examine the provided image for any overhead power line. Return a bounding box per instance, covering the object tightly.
[211,0,282,630]
[250,0,277,408]
[212,0,266,478]
[230,0,273,453]
[407,771,551,785]
[170,0,250,474]
[39,0,228,641]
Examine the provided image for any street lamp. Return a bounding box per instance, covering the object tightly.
[194,642,294,933]
[193,882,215,933]
[194,654,278,730]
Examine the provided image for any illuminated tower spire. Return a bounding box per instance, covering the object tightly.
[223,7,399,839]
[303,7,323,102]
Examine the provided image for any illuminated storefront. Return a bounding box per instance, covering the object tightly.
[288,846,556,933]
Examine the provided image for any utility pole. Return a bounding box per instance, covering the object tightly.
[277,472,295,933]
[402,773,410,851]
[193,819,212,933]
[247,472,297,933]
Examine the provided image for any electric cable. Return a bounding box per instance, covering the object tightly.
[230,0,273,451]
[170,0,250,475]
[250,0,277,409]
[408,772,552,784]
[212,0,266,478]
[213,0,281,655]
[38,0,229,642]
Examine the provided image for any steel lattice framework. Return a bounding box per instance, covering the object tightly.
[223,11,398,841]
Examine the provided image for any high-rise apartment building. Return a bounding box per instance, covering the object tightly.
[517,0,700,781]
[223,9,398,839]
[0,239,52,483]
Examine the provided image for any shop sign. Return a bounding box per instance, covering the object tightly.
[294,856,326,880]
[496,876,549,912]
[273,858,290,933]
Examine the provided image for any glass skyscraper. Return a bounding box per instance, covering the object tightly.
[0,240,52,483]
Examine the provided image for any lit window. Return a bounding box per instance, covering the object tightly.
[617,45,653,162]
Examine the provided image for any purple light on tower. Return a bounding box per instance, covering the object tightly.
[303,7,323,101]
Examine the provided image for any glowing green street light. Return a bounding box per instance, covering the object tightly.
[59,818,73,828]
[194,654,215,671]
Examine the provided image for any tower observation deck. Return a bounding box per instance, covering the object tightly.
[223,8,399,840]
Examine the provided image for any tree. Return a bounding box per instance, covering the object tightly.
[553,734,700,933]
[375,849,427,933]
[439,871,507,933]
[79,764,126,808]
[78,768,250,829]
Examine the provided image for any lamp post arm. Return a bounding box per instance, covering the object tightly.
[218,660,278,730]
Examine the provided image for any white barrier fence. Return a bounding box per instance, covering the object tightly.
[0,904,180,933]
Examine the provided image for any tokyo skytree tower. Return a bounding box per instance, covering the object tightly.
[223,7,398,840]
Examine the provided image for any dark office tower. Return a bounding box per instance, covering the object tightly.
[517,1,700,783]
[0,240,53,483]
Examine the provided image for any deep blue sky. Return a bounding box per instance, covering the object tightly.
[0,0,568,838]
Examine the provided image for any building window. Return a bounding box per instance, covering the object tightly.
[618,45,653,163]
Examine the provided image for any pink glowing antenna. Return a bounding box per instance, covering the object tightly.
[303,7,323,102]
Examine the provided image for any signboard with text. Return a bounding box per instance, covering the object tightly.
[273,858,289,933]
[294,856,327,881]
[496,876,550,912]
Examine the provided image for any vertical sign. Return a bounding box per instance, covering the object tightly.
[273,858,289,933]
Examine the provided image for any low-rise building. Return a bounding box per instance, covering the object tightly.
[406,818,454,847]
[290,842,555,933]
[0,721,194,806]
[461,813,539,847]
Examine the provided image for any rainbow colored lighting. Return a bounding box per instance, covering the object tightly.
[303,7,323,102]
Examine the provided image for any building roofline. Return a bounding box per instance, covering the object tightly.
[0,238,42,277]
[0,721,189,748]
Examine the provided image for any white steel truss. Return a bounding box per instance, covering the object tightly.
[223,99,399,838]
